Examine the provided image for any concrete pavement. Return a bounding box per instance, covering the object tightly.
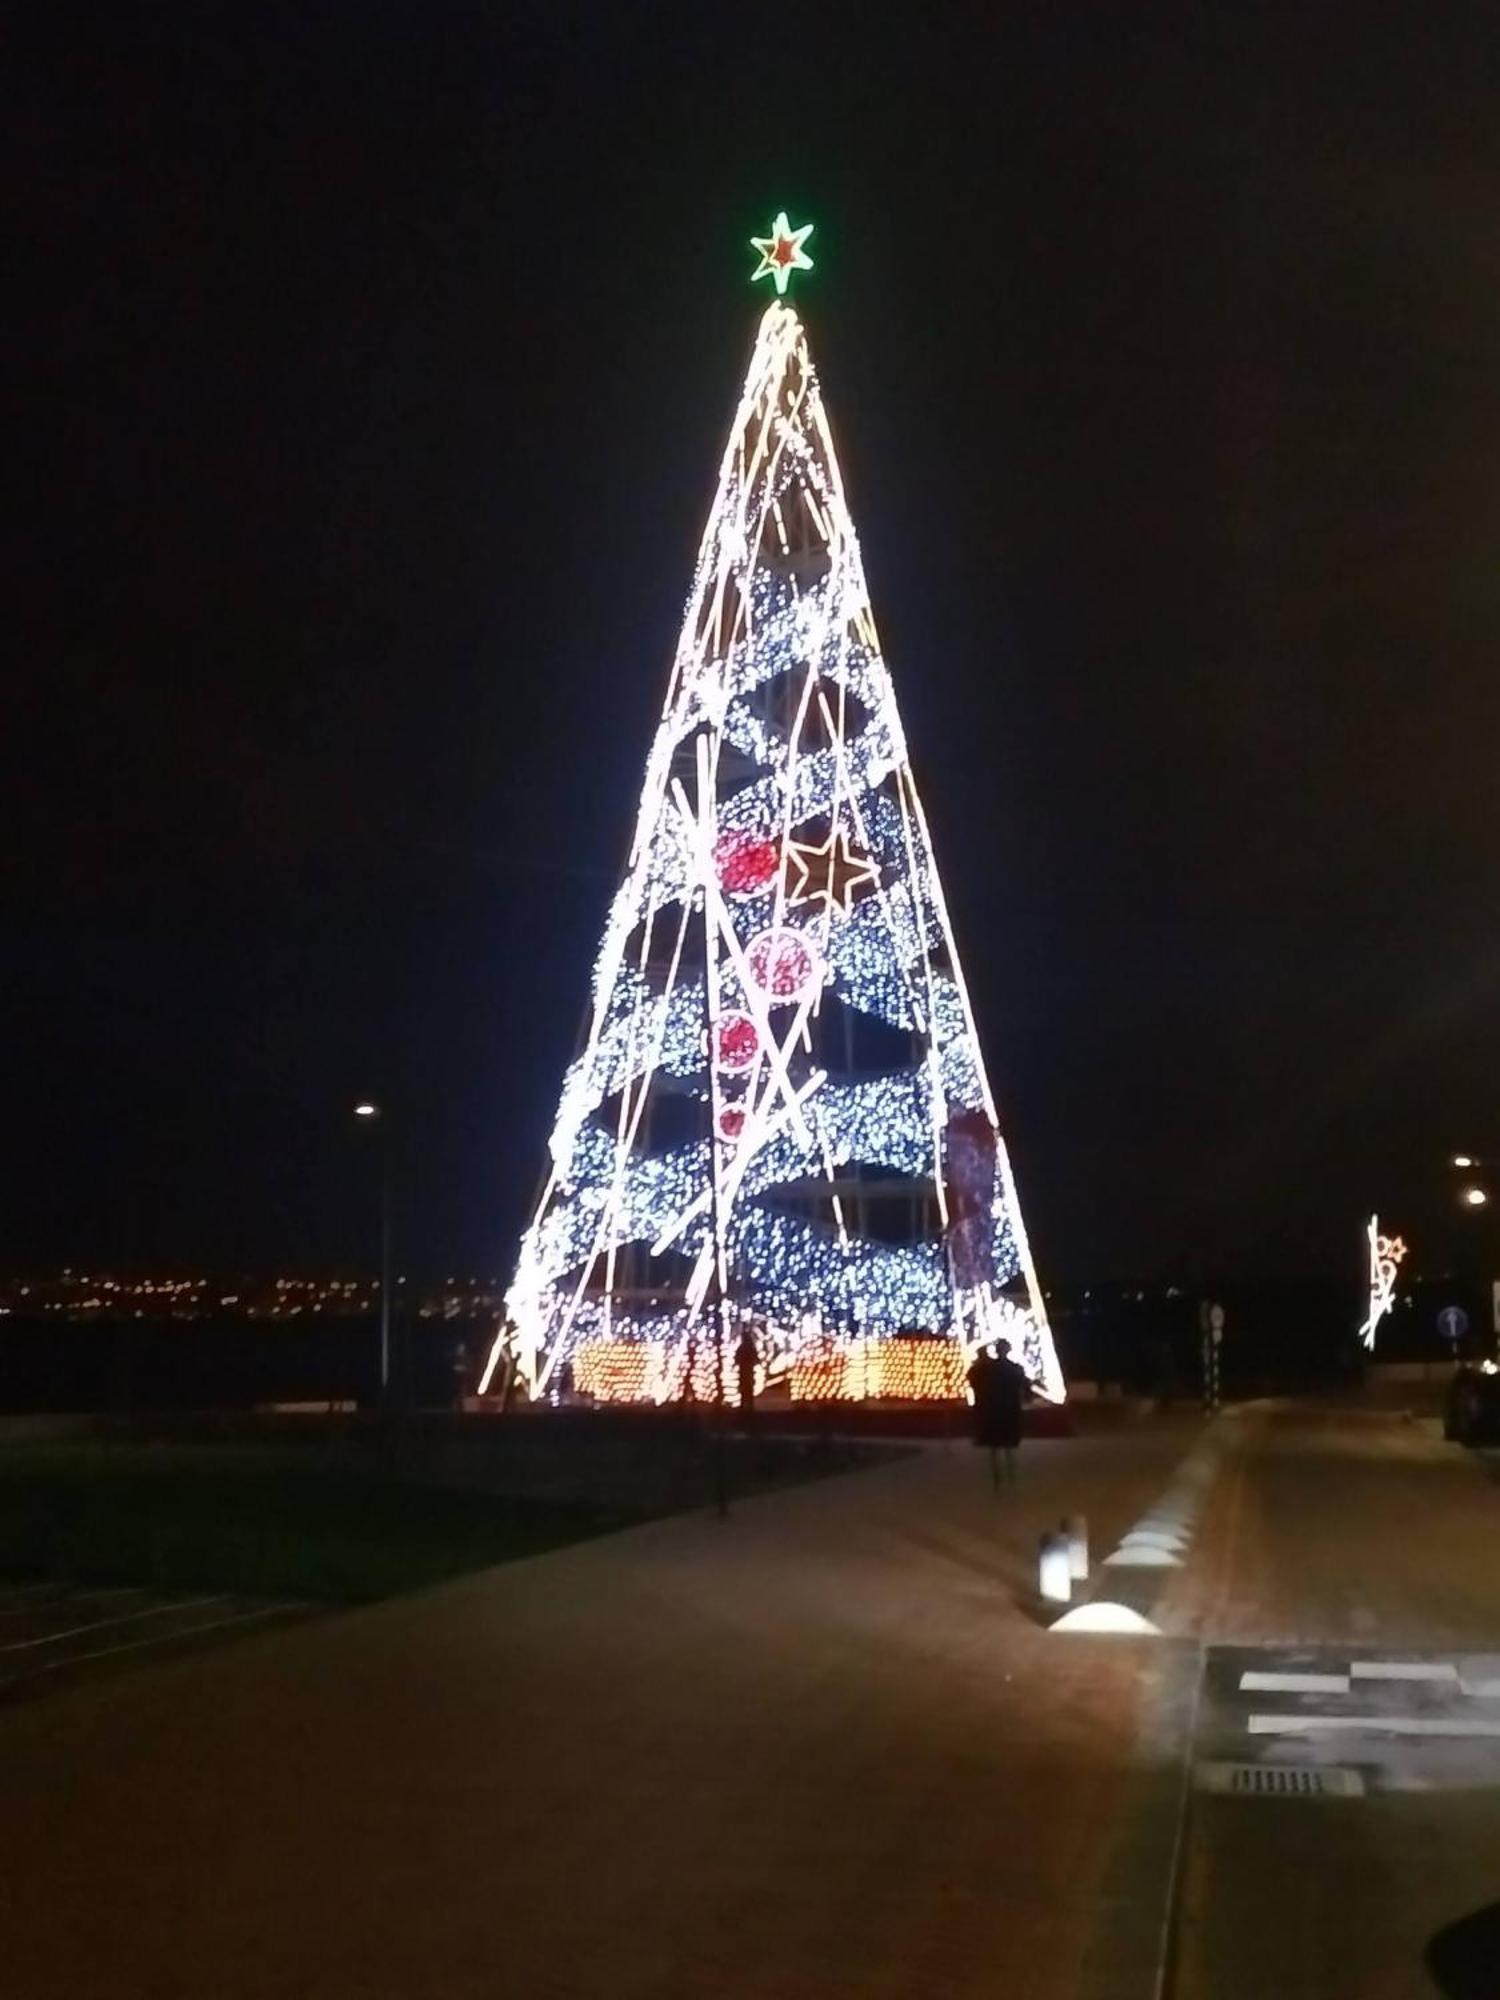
[4,1402,1495,1998]
[0,1419,1195,2000]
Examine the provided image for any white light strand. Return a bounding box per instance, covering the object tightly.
[1358,1214,1407,1352]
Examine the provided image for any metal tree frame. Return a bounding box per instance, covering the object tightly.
[481,299,1065,1406]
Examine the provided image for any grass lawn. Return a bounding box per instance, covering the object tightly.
[0,1427,902,1604]
[0,1442,644,1604]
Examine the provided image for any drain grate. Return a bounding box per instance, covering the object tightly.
[1197,1761,1364,1798]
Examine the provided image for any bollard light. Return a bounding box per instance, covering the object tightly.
[1039,1530,1073,1605]
[1063,1515,1089,1582]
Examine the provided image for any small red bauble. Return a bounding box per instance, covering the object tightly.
[713,827,780,896]
[714,1011,759,1071]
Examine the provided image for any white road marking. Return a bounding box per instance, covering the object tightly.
[1239,1671,1350,1695]
[0,1603,303,1687]
[1248,1713,1500,1739]
[1350,1661,1459,1683]
[1459,1678,1500,1698]
[0,1596,228,1653]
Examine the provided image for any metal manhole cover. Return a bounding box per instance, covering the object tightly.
[1196,1761,1364,1798]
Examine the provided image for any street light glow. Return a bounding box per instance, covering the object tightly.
[354,1102,380,1119]
[1452,1154,1476,1169]
[1460,1185,1489,1208]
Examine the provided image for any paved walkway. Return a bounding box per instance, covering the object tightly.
[0,1420,1195,1999]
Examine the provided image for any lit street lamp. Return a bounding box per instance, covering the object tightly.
[1446,1152,1497,1359]
[1448,1148,1492,1212]
[353,1101,392,1402]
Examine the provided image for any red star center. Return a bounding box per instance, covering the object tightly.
[773,235,796,267]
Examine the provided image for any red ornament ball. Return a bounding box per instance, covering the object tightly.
[714,827,780,896]
[714,1011,759,1072]
[717,1105,746,1141]
[746,926,818,1001]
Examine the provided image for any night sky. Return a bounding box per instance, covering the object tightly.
[10,4,1500,1286]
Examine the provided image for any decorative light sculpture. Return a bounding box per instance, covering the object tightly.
[1359,1214,1407,1350]
[480,216,1064,1406]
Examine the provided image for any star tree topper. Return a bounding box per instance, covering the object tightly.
[751,211,815,296]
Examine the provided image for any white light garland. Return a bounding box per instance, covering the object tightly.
[1358,1214,1407,1351]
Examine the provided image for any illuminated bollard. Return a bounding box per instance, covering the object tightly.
[1063,1515,1089,1583]
[1039,1530,1072,1605]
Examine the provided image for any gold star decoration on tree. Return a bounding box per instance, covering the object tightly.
[784,828,880,919]
[750,211,815,296]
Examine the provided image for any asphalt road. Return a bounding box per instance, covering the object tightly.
[1163,1406,1500,2000]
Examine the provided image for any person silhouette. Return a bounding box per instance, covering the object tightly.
[966,1339,1030,1488]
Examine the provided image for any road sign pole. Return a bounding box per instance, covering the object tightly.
[1201,1301,1224,1414]
[1208,1304,1224,1416]
[1437,1304,1469,1357]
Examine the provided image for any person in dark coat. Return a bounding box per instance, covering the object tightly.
[967,1339,1030,1488]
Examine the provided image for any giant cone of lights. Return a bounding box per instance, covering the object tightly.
[483,283,1064,1407]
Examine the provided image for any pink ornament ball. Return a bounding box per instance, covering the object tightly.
[746,926,818,1001]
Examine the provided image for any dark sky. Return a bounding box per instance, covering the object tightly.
[9,3,1500,1285]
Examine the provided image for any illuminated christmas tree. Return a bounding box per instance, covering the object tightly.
[482,215,1064,1406]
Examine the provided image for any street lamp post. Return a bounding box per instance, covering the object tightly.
[1447,1151,1495,1356]
[1449,1151,1490,1196]
[354,1103,391,1404]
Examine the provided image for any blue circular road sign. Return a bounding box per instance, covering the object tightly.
[1437,1305,1469,1344]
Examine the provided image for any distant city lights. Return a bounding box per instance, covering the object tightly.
[0,1270,504,1323]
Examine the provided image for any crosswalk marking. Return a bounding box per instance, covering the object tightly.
[1248,1713,1500,1739]
[1239,1671,1349,1695]
[1206,1648,1500,1802]
[1349,1660,1459,1683]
